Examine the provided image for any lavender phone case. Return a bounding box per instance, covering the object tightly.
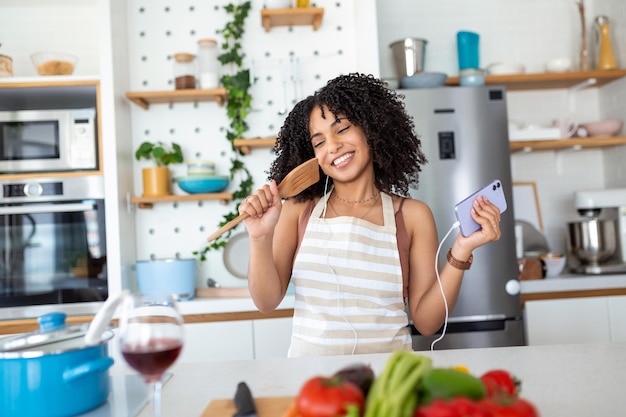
[454,179,508,237]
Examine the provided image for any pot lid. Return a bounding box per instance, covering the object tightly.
[0,312,88,352]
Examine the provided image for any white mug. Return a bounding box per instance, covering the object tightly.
[553,118,578,138]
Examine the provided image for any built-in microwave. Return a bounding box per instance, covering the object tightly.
[0,108,97,174]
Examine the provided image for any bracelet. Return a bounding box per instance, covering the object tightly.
[447,248,473,270]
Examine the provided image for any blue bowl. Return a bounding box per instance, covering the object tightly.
[399,72,448,89]
[176,175,229,194]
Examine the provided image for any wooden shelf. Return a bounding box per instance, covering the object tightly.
[261,7,324,32]
[445,69,626,91]
[130,192,233,209]
[125,88,227,110]
[510,136,626,152]
[233,136,626,153]
[233,137,276,154]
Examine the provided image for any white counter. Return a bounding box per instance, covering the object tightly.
[520,273,626,294]
[108,342,626,417]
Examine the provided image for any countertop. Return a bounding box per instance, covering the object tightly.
[108,342,626,417]
[1,273,626,324]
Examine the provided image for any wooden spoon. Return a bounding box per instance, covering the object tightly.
[207,157,319,242]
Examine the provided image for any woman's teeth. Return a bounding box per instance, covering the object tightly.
[333,152,354,166]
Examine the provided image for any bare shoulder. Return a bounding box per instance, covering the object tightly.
[280,197,317,222]
[393,195,436,234]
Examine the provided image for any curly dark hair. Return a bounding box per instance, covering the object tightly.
[268,73,427,201]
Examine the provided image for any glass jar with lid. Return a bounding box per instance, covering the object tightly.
[196,39,220,89]
[173,52,196,89]
[0,54,13,77]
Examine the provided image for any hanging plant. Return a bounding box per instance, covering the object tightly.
[196,0,253,260]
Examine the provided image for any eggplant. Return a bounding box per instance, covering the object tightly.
[333,363,375,396]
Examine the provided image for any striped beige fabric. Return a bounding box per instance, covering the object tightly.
[288,192,412,357]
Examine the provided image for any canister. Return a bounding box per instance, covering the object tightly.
[456,31,480,70]
[196,39,220,89]
[173,52,196,89]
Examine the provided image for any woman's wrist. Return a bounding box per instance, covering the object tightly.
[447,248,473,270]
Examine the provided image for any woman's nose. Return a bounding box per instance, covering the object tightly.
[328,138,343,154]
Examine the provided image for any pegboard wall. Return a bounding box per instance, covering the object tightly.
[127,0,360,287]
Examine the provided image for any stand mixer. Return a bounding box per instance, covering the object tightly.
[567,188,626,274]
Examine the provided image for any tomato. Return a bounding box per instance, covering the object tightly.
[480,370,520,398]
[414,398,491,417]
[296,376,364,417]
[476,397,540,417]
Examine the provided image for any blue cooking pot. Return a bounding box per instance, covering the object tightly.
[0,312,114,417]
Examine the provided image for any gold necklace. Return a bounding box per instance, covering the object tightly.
[333,190,380,204]
[328,192,381,220]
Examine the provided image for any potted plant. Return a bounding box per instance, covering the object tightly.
[135,141,184,196]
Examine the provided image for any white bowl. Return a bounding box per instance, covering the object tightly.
[542,255,567,277]
[487,62,525,75]
[545,58,572,73]
[459,69,485,86]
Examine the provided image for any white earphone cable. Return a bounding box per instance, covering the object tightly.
[430,220,460,351]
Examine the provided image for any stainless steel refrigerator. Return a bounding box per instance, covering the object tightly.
[401,85,525,350]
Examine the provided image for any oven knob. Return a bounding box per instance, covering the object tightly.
[23,182,43,197]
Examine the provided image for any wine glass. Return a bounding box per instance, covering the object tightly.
[117,293,184,417]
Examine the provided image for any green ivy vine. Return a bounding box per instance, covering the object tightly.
[196,1,254,261]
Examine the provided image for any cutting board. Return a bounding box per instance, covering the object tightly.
[200,396,294,417]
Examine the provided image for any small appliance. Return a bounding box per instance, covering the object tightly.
[567,188,626,274]
[0,108,97,174]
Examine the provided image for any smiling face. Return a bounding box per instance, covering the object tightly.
[309,105,373,184]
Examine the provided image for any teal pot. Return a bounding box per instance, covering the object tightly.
[136,258,197,301]
[0,312,114,417]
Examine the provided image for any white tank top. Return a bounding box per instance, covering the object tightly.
[288,192,412,357]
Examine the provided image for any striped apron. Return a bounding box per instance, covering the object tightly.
[288,192,412,357]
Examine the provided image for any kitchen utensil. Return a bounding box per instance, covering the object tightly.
[223,231,250,279]
[398,72,447,89]
[118,293,183,417]
[85,290,129,346]
[456,31,480,70]
[31,52,77,76]
[206,157,320,242]
[594,16,617,70]
[136,258,197,301]
[176,175,229,194]
[389,37,428,79]
[577,119,623,137]
[233,381,257,417]
[567,219,617,265]
[0,312,114,417]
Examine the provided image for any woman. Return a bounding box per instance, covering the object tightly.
[239,73,502,357]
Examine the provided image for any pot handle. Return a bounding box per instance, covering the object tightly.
[63,357,114,383]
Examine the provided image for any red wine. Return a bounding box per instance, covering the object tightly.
[122,338,182,382]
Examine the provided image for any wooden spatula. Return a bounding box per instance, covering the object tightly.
[207,157,319,242]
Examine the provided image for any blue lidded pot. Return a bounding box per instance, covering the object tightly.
[0,312,114,417]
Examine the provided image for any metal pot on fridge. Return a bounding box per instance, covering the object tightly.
[0,312,114,417]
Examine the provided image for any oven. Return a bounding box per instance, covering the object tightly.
[0,176,107,307]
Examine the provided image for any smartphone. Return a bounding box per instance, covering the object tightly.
[454,179,508,237]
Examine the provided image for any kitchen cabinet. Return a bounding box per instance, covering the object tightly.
[253,317,293,359]
[260,7,324,32]
[524,295,626,345]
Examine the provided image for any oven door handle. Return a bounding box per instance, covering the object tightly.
[0,203,96,215]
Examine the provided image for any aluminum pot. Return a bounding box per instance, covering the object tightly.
[567,218,617,265]
[136,258,197,301]
[0,312,114,417]
[390,37,428,79]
